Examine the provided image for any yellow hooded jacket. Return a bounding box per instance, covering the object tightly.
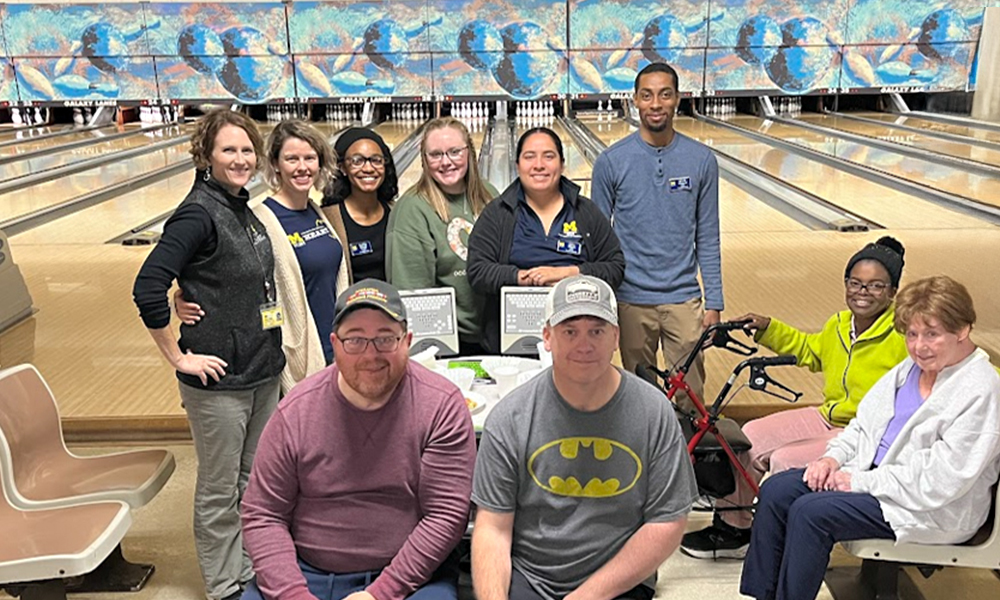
[756,306,908,428]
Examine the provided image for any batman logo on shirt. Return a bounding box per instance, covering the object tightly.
[527,437,642,498]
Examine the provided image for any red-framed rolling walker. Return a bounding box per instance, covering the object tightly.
[638,320,802,508]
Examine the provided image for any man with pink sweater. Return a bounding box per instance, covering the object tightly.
[241,279,477,600]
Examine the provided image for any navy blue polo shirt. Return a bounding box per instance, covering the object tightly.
[264,198,343,364]
[508,195,590,269]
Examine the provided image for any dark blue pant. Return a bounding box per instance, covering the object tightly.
[242,557,458,600]
[739,468,895,600]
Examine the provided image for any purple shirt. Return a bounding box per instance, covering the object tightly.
[873,365,924,466]
[241,362,477,600]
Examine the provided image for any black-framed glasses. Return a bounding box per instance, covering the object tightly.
[338,335,402,354]
[845,278,889,296]
[426,146,468,163]
[343,154,386,169]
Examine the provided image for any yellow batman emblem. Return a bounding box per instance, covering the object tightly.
[528,437,642,498]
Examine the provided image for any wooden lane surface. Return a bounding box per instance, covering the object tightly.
[8,123,333,246]
[0,124,129,160]
[6,227,998,422]
[795,113,1000,167]
[728,115,1000,208]
[579,117,809,234]
[677,118,991,230]
[0,125,195,224]
[857,112,1000,145]
[0,124,171,182]
[0,125,62,144]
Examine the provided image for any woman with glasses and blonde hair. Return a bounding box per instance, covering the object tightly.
[133,108,285,600]
[387,117,497,355]
[321,127,399,282]
[176,119,349,380]
[681,236,910,560]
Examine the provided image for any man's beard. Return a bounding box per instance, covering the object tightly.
[643,115,669,132]
[342,358,400,399]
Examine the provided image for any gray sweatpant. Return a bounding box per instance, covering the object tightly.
[179,378,280,600]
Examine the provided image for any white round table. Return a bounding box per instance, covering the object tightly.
[432,355,544,432]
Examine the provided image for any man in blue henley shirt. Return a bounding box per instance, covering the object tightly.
[591,62,723,408]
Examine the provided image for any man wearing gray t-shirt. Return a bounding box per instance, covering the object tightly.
[471,275,698,600]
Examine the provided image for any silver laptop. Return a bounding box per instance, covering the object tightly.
[500,286,550,355]
[400,287,459,357]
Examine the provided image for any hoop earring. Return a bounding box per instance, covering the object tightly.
[203,166,212,182]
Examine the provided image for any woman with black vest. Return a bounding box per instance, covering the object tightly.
[132,109,284,600]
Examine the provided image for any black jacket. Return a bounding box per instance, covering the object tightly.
[466,176,626,353]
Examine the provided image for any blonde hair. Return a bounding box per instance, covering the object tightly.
[894,275,977,334]
[409,117,493,222]
[263,119,337,193]
[189,108,263,173]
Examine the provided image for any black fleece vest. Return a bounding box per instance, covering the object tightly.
[176,175,285,390]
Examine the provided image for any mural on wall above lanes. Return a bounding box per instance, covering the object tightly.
[2,3,157,101]
[0,7,16,103]
[429,0,567,98]
[839,0,984,91]
[145,2,293,102]
[568,0,709,94]
[705,0,850,94]
[288,1,433,98]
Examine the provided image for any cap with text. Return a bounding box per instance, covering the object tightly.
[333,279,407,327]
[545,275,618,326]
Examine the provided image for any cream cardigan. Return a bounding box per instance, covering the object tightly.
[250,196,350,394]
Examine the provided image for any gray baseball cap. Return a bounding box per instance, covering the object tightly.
[544,275,618,326]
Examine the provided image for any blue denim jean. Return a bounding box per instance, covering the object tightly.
[242,556,459,600]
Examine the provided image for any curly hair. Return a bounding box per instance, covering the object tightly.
[189,108,264,173]
[263,119,336,193]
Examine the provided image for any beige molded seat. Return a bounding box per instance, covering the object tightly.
[825,481,1000,600]
[0,364,175,510]
[0,464,131,597]
[842,482,1000,569]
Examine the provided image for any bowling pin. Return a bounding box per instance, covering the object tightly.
[12,107,23,127]
[73,107,85,126]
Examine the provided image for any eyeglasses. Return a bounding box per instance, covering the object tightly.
[343,154,385,169]
[338,335,402,354]
[426,146,468,163]
[845,278,890,295]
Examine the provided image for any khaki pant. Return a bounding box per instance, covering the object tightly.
[618,298,705,413]
[180,378,280,600]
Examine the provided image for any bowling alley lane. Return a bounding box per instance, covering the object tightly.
[0,129,193,225]
[855,112,1000,145]
[727,115,1000,209]
[579,117,820,234]
[9,122,335,246]
[0,124,193,183]
[675,117,991,230]
[793,113,1000,167]
[374,119,429,194]
[0,124,64,145]
[0,123,128,159]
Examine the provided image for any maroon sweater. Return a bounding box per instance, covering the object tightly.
[241,362,476,600]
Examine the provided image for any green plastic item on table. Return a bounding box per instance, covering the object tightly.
[448,360,491,380]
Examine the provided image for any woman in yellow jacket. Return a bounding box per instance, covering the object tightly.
[681,236,908,560]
